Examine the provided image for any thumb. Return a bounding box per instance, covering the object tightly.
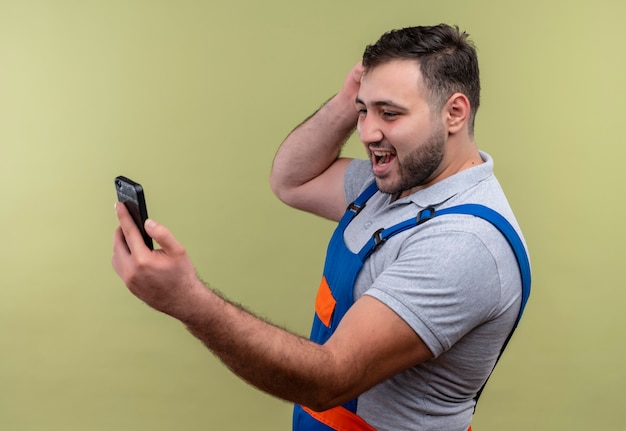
[144,219,185,255]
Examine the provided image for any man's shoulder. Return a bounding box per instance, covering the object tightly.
[344,159,374,203]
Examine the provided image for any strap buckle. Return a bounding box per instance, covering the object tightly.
[348,201,366,215]
[372,228,385,250]
[417,206,436,225]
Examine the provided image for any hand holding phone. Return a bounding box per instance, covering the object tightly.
[115,176,154,250]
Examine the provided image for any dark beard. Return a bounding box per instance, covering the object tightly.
[376,125,445,195]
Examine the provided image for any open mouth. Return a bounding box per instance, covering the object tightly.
[373,150,396,166]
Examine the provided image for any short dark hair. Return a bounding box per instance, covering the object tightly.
[362,24,481,134]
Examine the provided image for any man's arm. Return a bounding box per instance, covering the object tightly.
[112,204,433,411]
[269,63,363,222]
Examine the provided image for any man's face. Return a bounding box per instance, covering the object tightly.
[356,59,446,198]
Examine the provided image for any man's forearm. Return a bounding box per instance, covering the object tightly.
[180,283,353,411]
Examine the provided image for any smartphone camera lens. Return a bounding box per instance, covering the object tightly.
[116,179,122,189]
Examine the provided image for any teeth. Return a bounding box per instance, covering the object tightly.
[373,150,394,165]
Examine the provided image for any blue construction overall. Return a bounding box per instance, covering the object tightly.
[292,182,531,431]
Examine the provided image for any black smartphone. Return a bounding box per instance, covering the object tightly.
[115,176,154,250]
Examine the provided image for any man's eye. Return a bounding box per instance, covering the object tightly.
[383,111,398,119]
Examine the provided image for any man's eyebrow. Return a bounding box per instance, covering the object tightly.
[355,97,407,110]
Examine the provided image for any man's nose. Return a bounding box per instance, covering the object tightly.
[357,115,384,144]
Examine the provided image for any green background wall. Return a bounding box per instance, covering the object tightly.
[1,1,625,429]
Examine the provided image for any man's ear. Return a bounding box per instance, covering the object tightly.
[444,93,470,134]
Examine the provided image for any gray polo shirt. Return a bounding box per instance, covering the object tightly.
[343,152,526,431]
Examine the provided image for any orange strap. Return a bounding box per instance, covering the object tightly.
[302,405,377,431]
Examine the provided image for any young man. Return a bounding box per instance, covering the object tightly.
[113,24,529,431]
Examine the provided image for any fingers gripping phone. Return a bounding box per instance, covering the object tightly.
[115,176,154,250]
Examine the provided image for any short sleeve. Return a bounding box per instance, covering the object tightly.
[344,159,374,203]
[363,223,502,357]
